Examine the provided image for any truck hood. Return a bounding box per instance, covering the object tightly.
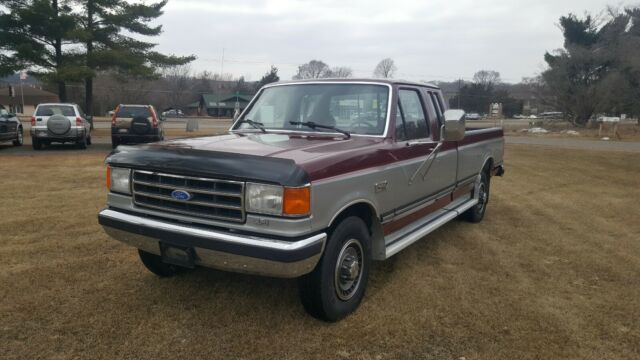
[105,132,387,186]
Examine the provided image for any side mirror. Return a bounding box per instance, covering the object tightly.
[442,109,466,142]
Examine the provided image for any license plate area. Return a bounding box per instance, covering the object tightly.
[118,128,128,133]
[160,244,195,268]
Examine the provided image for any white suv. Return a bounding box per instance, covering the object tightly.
[30,103,92,150]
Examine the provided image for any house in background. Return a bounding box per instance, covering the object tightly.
[0,84,59,115]
[195,93,253,117]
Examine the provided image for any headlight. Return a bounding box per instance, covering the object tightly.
[107,166,131,195]
[245,183,311,216]
[246,183,283,215]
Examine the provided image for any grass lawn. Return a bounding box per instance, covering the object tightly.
[0,145,638,359]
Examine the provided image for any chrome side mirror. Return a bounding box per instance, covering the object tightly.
[442,109,466,142]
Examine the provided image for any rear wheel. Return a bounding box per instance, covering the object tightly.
[76,135,87,149]
[86,132,92,145]
[32,137,43,150]
[299,216,371,322]
[138,250,188,277]
[13,128,23,146]
[462,170,490,223]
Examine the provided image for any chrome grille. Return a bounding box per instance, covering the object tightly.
[132,170,245,222]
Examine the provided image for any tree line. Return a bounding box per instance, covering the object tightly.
[0,0,194,115]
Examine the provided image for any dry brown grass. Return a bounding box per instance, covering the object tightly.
[1,146,639,359]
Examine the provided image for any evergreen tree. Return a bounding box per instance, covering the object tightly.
[72,0,195,114]
[255,65,279,91]
[0,0,81,101]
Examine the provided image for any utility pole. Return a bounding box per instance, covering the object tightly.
[457,78,462,109]
[220,48,225,78]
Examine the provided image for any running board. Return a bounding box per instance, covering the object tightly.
[384,198,479,259]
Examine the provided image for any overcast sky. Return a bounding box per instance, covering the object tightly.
[153,0,635,83]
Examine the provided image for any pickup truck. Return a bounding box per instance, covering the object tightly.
[98,79,504,321]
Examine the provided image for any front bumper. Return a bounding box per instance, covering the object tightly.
[98,209,326,278]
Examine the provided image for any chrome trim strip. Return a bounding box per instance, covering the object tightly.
[230,81,394,138]
[133,180,240,197]
[384,198,479,258]
[134,170,244,185]
[99,209,326,252]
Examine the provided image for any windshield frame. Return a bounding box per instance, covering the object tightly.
[229,81,393,138]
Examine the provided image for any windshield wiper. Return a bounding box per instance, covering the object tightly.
[289,121,350,139]
[237,119,266,133]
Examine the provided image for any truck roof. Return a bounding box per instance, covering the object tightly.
[267,78,440,90]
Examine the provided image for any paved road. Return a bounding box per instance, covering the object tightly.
[505,136,640,153]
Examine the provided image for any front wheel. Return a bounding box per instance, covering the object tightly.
[299,216,371,322]
[13,128,23,146]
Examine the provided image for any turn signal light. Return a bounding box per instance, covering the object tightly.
[106,166,111,190]
[283,186,311,216]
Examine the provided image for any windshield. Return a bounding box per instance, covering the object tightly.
[235,84,389,136]
[118,106,151,118]
[36,105,75,117]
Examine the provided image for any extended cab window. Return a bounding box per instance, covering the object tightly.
[397,89,429,141]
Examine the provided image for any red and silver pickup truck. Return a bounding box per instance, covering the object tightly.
[99,79,504,321]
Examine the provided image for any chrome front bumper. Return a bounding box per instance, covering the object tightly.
[98,209,326,278]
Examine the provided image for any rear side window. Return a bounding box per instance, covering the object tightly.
[428,92,444,127]
[118,106,151,118]
[396,89,429,141]
[36,105,75,117]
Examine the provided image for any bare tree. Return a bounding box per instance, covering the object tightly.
[373,58,397,78]
[330,66,353,78]
[293,60,331,79]
[163,65,193,110]
[473,70,501,89]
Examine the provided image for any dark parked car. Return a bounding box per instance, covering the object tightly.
[111,104,164,148]
[0,108,23,146]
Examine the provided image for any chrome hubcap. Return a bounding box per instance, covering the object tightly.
[334,239,364,301]
[477,183,487,213]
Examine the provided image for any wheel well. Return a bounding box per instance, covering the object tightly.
[328,201,385,260]
[330,202,376,234]
[483,157,494,176]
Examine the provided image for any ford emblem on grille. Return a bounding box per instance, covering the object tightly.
[171,189,192,201]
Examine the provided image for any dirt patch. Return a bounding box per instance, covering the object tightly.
[1,146,639,359]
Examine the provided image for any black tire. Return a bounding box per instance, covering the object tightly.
[111,137,119,149]
[462,170,490,223]
[32,137,43,150]
[138,249,186,277]
[76,135,87,149]
[86,132,92,145]
[299,216,371,322]
[13,127,23,146]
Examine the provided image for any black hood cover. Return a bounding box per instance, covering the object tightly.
[105,142,310,187]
